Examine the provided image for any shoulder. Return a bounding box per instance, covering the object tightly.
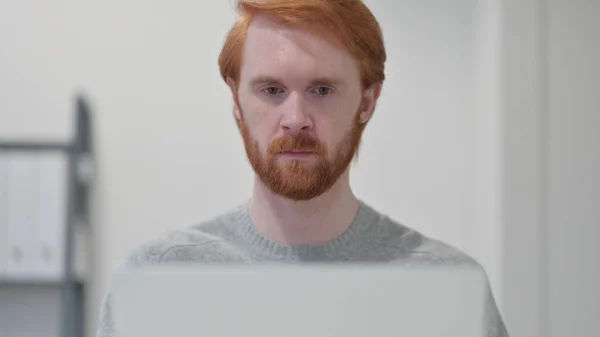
[412,234,481,267]
[120,207,240,268]
[372,211,482,269]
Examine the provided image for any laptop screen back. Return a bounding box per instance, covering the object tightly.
[112,265,486,337]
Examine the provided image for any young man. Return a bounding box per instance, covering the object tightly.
[97,1,509,336]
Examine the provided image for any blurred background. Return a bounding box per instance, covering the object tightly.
[0,0,598,336]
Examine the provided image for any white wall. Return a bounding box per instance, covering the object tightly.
[1,1,512,337]
[499,0,546,336]
[499,1,600,337]
[546,1,600,336]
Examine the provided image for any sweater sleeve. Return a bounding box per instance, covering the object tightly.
[482,275,510,337]
[95,240,167,337]
[95,293,116,337]
[418,237,510,337]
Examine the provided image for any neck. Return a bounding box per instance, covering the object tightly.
[248,170,360,246]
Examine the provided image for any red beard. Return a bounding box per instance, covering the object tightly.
[237,103,366,201]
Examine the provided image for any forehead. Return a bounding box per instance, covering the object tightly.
[240,15,360,85]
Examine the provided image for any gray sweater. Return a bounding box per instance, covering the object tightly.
[96,201,509,337]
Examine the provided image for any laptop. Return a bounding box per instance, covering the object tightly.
[111,264,486,337]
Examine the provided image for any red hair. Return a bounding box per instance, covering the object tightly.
[218,0,386,90]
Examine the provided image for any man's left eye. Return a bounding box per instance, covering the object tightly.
[265,87,282,95]
[315,87,331,95]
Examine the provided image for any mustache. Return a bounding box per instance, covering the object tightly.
[268,134,324,155]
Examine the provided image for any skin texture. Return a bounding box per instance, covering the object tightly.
[226,14,382,245]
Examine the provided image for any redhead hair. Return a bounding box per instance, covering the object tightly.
[218,0,386,90]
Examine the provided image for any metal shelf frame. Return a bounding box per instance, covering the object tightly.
[0,94,94,337]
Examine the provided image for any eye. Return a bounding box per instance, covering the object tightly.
[264,87,284,95]
[314,86,332,96]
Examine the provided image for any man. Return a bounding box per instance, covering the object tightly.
[97,0,509,336]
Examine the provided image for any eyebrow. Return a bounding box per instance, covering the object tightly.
[248,76,346,88]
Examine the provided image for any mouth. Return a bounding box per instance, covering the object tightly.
[278,150,316,160]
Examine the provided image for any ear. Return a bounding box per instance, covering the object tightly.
[358,82,382,124]
[225,77,242,121]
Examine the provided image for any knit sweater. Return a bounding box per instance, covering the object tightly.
[96,201,509,337]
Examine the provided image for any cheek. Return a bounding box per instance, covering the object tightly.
[243,110,279,152]
[313,119,342,159]
[317,106,358,150]
[238,92,272,148]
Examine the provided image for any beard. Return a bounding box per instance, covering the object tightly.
[236,103,366,201]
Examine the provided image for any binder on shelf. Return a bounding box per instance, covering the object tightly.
[35,151,68,281]
[1,152,69,282]
[0,153,9,278]
[5,153,39,280]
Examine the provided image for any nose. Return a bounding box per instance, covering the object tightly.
[280,93,313,135]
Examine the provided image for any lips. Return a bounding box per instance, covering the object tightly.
[281,150,314,154]
[277,150,316,159]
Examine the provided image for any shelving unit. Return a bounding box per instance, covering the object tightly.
[0,94,95,337]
